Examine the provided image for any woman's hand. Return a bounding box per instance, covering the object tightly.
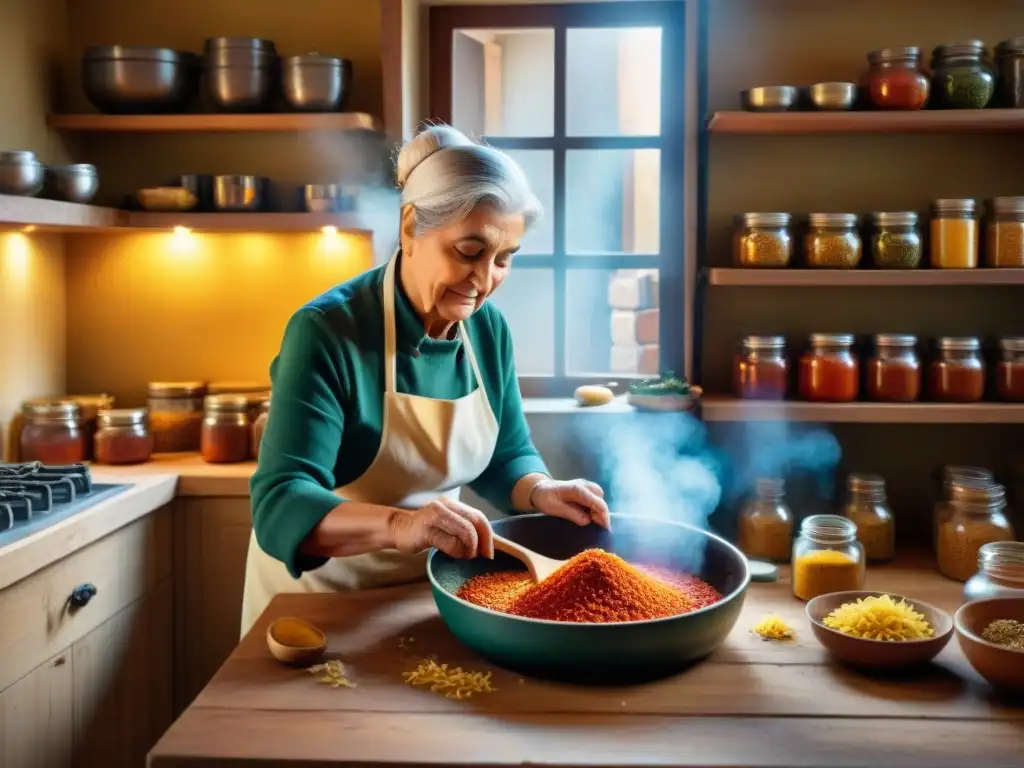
[388,499,495,559]
[530,479,611,530]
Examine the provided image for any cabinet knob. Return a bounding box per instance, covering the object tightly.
[68,583,97,608]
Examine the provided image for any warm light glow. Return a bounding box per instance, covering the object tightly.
[173,226,191,236]
[170,226,197,255]
[1,233,32,286]
[321,225,338,236]
[22,225,36,233]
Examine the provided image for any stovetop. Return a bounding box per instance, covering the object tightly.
[0,462,131,548]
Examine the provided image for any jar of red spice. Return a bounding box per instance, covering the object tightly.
[201,394,251,464]
[929,336,985,403]
[996,335,1024,402]
[863,46,930,110]
[799,334,859,402]
[251,398,269,459]
[94,408,154,465]
[149,381,207,453]
[20,400,87,465]
[866,334,921,402]
[733,335,789,400]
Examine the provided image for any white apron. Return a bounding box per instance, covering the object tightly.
[239,252,500,637]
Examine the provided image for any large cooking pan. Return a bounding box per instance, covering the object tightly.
[428,513,750,683]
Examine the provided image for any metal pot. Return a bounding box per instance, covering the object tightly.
[213,175,264,211]
[303,183,342,213]
[282,54,352,112]
[204,37,276,54]
[46,163,99,204]
[0,150,45,196]
[175,174,213,211]
[207,64,275,112]
[82,46,200,114]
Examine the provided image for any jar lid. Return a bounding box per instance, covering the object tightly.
[937,336,981,351]
[736,212,792,228]
[741,335,786,349]
[205,394,250,412]
[932,40,988,60]
[871,211,918,227]
[800,513,857,542]
[867,46,921,64]
[991,197,1024,216]
[148,381,208,398]
[807,212,858,228]
[208,381,271,395]
[22,399,81,420]
[847,472,886,493]
[754,477,785,498]
[943,465,994,486]
[0,150,40,164]
[931,198,978,216]
[995,37,1024,57]
[951,479,1005,506]
[978,541,1024,569]
[874,333,917,347]
[98,407,148,428]
[809,333,855,347]
[999,335,1024,353]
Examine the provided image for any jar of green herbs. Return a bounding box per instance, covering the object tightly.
[930,41,996,109]
[805,213,862,269]
[871,211,922,269]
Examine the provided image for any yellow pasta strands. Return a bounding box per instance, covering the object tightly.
[307,660,357,688]
[402,658,497,699]
[823,594,934,641]
[751,614,795,641]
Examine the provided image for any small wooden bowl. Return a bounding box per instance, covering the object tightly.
[955,597,1024,692]
[806,591,953,669]
[266,616,327,666]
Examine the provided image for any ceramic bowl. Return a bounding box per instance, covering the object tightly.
[266,616,327,666]
[806,591,954,669]
[954,597,1024,692]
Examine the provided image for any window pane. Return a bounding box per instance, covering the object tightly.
[503,149,553,255]
[566,268,659,376]
[566,149,660,255]
[566,27,661,137]
[452,29,554,138]
[488,267,555,375]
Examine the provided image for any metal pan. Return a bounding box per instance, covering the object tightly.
[428,513,750,683]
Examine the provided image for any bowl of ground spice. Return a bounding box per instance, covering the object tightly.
[427,513,750,682]
[955,597,1024,692]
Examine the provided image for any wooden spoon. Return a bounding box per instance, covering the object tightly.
[492,534,565,583]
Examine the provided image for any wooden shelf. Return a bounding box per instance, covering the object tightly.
[700,397,1024,424]
[707,109,1024,135]
[707,268,1024,287]
[125,212,370,233]
[0,194,122,231]
[46,112,380,133]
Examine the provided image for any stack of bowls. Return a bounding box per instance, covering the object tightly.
[0,151,45,196]
[204,37,278,112]
[81,46,200,114]
[282,54,352,112]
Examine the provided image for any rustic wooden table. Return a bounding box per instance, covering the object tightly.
[149,561,1024,768]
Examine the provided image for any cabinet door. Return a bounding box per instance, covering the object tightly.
[0,651,74,768]
[177,497,252,709]
[72,579,173,768]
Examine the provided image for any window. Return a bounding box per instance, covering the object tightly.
[431,3,686,396]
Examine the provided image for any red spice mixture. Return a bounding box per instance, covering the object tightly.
[456,548,723,623]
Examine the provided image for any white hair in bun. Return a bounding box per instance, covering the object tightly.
[396,124,542,235]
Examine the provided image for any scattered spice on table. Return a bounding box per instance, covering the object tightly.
[980,619,1024,650]
[822,594,934,641]
[457,549,722,623]
[751,614,795,641]
[402,658,497,699]
[307,660,357,688]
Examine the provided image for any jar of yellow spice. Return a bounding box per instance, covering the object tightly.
[937,479,1015,582]
[841,473,895,562]
[792,515,866,601]
[986,196,1024,268]
[738,477,793,562]
[930,198,979,269]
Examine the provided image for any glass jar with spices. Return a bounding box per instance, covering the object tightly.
[148,381,207,453]
[930,199,979,269]
[805,213,862,269]
[792,514,866,601]
[930,41,996,109]
[733,336,789,400]
[929,336,985,403]
[94,408,154,465]
[985,197,1024,268]
[20,400,88,465]
[870,212,922,269]
[937,480,1015,582]
[798,334,859,402]
[994,37,1024,108]
[251,398,269,460]
[863,47,930,110]
[67,394,114,461]
[964,541,1024,602]
[866,334,921,403]
[933,466,994,553]
[996,335,1024,402]
[737,478,793,562]
[209,381,271,422]
[841,473,895,562]
[201,394,251,464]
[733,213,793,268]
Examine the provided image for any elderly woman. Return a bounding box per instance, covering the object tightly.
[241,125,611,635]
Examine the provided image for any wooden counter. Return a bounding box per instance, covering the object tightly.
[91,453,256,497]
[149,562,1024,768]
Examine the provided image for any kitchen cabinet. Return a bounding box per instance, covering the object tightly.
[0,651,75,768]
[175,497,252,710]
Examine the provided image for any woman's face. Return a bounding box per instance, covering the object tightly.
[402,204,525,326]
